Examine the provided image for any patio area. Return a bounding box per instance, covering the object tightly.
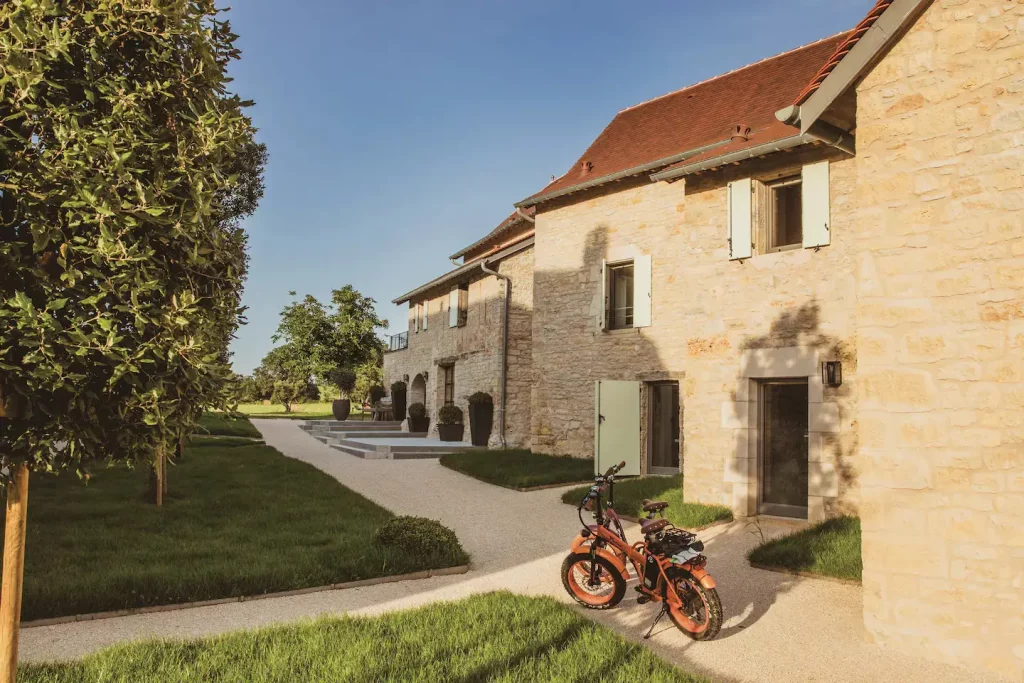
[301,420,475,459]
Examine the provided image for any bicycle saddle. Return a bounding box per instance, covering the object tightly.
[640,518,670,535]
[642,499,669,513]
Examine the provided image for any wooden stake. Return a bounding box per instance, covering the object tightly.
[0,464,29,683]
[155,445,163,507]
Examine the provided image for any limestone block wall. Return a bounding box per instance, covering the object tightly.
[383,248,533,447]
[853,0,1024,677]
[530,147,859,516]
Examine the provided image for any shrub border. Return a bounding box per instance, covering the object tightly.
[21,565,470,629]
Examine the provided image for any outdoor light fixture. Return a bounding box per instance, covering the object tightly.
[403,374,409,383]
[822,361,842,388]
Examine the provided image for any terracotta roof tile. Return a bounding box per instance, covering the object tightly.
[520,32,851,206]
[793,0,894,105]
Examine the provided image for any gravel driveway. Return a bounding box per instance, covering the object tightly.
[18,419,1009,683]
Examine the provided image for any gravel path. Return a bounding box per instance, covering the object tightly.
[19,419,1008,683]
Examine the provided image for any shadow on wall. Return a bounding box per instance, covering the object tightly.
[531,224,673,458]
[731,300,858,510]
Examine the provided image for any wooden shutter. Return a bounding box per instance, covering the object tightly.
[802,161,831,249]
[448,288,459,328]
[752,179,771,255]
[598,259,609,331]
[412,304,419,333]
[728,178,753,260]
[422,300,428,331]
[633,254,652,328]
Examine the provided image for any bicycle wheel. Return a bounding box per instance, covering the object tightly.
[561,552,626,610]
[667,575,723,641]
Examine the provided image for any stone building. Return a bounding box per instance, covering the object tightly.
[384,0,1022,675]
[383,211,535,447]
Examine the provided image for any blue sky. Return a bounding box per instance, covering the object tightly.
[226,0,870,374]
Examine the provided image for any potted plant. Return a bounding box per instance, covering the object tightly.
[390,380,407,422]
[407,402,429,434]
[468,392,493,447]
[329,368,357,421]
[437,404,465,442]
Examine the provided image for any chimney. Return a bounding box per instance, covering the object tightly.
[580,160,593,176]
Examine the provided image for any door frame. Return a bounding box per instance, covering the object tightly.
[646,381,680,475]
[756,377,809,519]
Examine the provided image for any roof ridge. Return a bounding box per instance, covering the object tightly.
[618,29,854,114]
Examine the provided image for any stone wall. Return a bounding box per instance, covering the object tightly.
[383,248,533,447]
[853,0,1024,677]
[530,146,859,518]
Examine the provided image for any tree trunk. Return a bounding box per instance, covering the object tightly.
[0,464,29,683]
[161,453,168,498]
[149,445,164,507]
[178,433,185,461]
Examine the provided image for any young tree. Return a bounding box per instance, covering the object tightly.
[253,345,316,412]
[0,2,257,677]
[273,286,387,384]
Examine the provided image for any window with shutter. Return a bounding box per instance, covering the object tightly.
[421,299,428,331]
[448,288,459,328]
[633,254,652,328]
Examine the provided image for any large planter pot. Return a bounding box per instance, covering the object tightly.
[408,416,430,434]
[332,399,351,421]
[469,403,493,447]
[437,424,465,443]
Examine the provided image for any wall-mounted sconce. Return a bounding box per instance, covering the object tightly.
[403,374,409,383]
[822,361,842,388]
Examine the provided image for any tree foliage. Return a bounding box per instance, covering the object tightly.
[272,286,387,385]
[252,345,316,412]
[0,1,258,481]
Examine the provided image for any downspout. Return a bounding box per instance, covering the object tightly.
[515,207,535,224]
[480,257,510,449]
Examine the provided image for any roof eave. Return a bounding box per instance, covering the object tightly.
[448,215,523,261]
[392,236,535,305]
[514,138,733,209]
[650,134,813,182]
[797,0,933,135]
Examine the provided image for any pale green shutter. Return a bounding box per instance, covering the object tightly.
[802,161,831,248]
[633,254,652,328]
[728,178,753,260]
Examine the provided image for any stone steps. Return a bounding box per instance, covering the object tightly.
[300,420,403,433]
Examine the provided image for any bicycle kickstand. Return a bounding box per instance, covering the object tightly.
[643,603,669,640]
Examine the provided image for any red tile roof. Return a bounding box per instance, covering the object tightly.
[519,32,851,206]
[793,0,894,105]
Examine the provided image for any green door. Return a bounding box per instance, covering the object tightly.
[595,381,641,476]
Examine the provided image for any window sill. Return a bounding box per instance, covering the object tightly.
[602,327,643,337]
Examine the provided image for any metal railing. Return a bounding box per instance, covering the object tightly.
[387,331,408,352]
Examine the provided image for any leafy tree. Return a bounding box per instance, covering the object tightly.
[253,345,316,412]
[329,368,357,399]
[273,286,387,385]
[0,1,258,673]
[354,359,384,404]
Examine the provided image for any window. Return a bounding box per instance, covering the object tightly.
[599,254,651,331]
[421,300,428,331]
[768,176,802,251]
[727,161,831,259]
[442,365,454,406]
[608,263,634,330]
[412,303,420,333]
[448,284,468,328]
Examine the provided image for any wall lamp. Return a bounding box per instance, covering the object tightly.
[822,361,842,388]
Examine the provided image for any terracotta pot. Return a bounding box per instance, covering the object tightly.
[437,423,465,443]
[332,398,351,421]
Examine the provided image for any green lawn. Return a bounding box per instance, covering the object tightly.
[21,592,704,683]
[561,475,733,530]
[9,441,467,622]
[236,402,369,420]
[440,449,595,489]
[747,515,862,582]
[197,412,261,438]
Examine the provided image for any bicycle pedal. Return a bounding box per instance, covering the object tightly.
[637,596,650,605]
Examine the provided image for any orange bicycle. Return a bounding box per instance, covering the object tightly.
[561,461,722,640]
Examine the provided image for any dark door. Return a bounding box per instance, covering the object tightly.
[759,380,808,518]
[648,383,680,474]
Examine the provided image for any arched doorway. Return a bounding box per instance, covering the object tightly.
[410,373,427,407]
